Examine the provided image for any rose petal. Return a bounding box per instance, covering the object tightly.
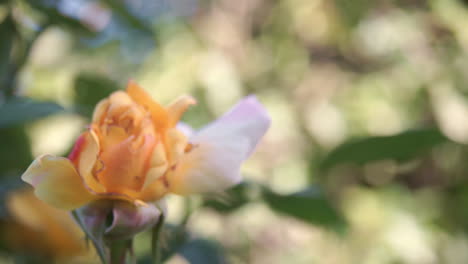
[167,96,270,195]
[166,95,196,127]
[69,131,106,193]
[21,155,97,210]
[126,80,169,132]
[176,122,195,138]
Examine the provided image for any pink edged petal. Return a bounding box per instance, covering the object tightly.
[196,95,271,157]
[21,155,97,210]
[167,96,270,195]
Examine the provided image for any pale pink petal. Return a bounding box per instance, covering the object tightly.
[167,96,270,195]
[176,122,195,138]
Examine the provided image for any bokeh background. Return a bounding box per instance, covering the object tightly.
[3,0,468,263]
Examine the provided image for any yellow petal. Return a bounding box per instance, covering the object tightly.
[22,155,97,210]
[106,91,135,118]
[137,178,168,202]
[166,95,196,127]
[165,128,188,166]
[126,80,169,132]
[6,189,87,257]
[69,131,106,193]
[92,98,110,124]
[142,142,168,189]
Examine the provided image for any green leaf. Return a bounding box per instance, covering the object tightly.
[320,129,449,170]
[203,182,251,213]
[263,186,346,232]
[0,97,64,128]
[73,73,120,117]
[178,239,226,264]
[0,14,16,89]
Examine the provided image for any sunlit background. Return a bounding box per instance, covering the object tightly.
[3,0,468,263]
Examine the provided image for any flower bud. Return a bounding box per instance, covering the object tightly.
[77,200,164,242]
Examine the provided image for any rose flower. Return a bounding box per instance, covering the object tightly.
[21,81,270,239]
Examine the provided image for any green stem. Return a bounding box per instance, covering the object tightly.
[151,213,165,264]
[108,239,132,264]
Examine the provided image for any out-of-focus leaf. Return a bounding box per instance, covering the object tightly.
[334,0,372,28]
[181,87,214,129]
[73,73,119,117]
[100,0,153,35]
[263,186,346,232]
[0,15,15,89]
[138,224,189,263]
[0,97,64,128]
[0,126,32,177]
[203,182,251,213]
[140,237,226,264]
[160,224,189,262]
[178,239,226,264]
[24,0,92,35]
[320,129,449,170]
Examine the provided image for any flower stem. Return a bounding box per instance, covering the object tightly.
[108,239,133,264]
[151,213,165,264]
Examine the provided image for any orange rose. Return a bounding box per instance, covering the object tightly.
[22,81,270,211]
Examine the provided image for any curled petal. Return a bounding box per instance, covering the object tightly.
[92,98,110,124]
[167,95,196,127]
[167,96,270,195]
[21,155,97,210]
[69,131,106,193]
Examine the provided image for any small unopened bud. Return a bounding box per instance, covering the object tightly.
[76,200,164,242]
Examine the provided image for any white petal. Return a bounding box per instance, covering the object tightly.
[167,96,270,195]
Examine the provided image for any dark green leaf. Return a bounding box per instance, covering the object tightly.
[320,129,449,170]
[0,97,64,128]
[0,126,32,176]
[73,73,120,117]
[0,15,16,90]
[178,239,226,264]
[263,186,346,232]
